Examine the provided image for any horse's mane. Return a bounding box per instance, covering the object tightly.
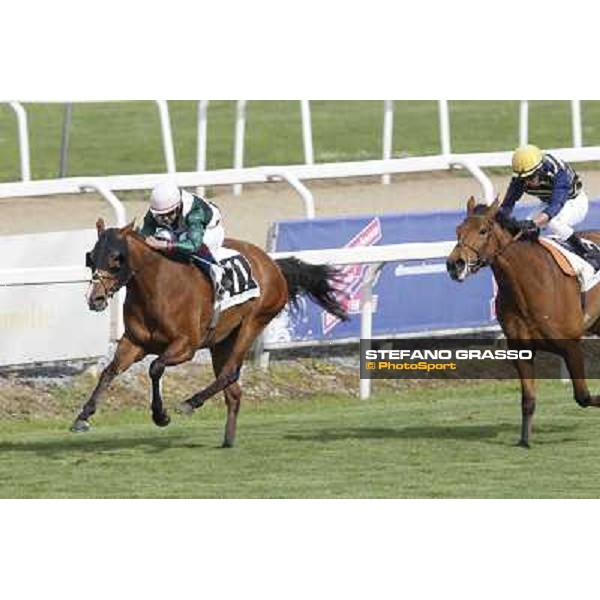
[119,224,193,266]
[121,226,147,244]
[472,204,491,216]
[119,223,160,249]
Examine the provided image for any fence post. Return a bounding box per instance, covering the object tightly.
[519,100,529,146]
[449,159,495,205]
[300,100,314,165]
[382,100,394,185]
[571,100,582,148]
[264,169,315,219]
[8,102,31,182]
[155,100,176,174]
[196,100,209,196]
[438,100,451,156]
[59,103,73,177]
[360,263,383,400]
[233,100,248,196]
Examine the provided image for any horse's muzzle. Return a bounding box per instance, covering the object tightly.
[88,295,108,312]
[446,257,467,282]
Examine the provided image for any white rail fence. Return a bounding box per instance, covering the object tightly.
[3,145,600,219]
[3,100,591,188]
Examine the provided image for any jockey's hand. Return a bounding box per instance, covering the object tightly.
[515,219,540,241]
[496,212,520,234]
[146,236,170,251]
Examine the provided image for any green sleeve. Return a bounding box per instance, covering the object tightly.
[172,209,206,255]
[138,212,157,237]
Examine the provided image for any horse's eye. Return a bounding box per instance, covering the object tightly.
[108,253,122,273]
[479,227,488,235]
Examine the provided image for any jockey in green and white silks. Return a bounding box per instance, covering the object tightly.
[140,181,232,298]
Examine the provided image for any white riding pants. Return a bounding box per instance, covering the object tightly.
[202,202,225,255]
[202,202,227,293]
[528,190,589,241]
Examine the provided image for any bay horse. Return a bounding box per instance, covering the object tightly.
[446,196,600,448]
[74,219,348,447]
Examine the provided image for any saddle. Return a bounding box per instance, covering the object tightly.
[538,237,600,292]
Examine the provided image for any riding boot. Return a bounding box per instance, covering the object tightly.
[201,248,234,298]
[567,234,600,271]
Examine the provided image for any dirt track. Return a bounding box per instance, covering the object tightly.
[7,170,600,246]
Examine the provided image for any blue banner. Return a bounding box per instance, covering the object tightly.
[268,200,600,345]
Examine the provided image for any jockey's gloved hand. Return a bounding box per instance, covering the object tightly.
[496,212,520,234]
[516,219,540,240]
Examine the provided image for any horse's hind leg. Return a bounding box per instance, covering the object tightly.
[178,317,267,446]
[560,341,600,407]
[71,336,145,432]
[149,338,195,427]
[210,329,243,448]
[513,354,537,448]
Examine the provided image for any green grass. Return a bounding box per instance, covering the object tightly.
[2,379,600,498]
[3,100,600,182]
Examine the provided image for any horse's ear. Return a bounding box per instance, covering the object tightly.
[487,195,500,215]
[96,218,105,237]
[121,220,136,234]
[466,196,476,214]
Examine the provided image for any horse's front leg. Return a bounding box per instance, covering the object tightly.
[149,337,195,427]
[513,353,537,448]
[71,336,145,432]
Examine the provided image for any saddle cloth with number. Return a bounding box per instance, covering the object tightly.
[213,246,260,311]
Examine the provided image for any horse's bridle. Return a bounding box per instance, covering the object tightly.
[456,218,523,272]
[88,247,156,299]
[89,270,120,299]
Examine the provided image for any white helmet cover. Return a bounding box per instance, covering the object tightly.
[149,180,182,215]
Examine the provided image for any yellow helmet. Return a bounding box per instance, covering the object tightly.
[512,145,543,178]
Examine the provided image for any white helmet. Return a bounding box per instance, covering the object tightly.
[149,180,182,215]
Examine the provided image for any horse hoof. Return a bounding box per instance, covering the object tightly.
[176,401,194,416]
[153,412,171,428]
[516,439,530,449]
[576,396,591,408]
[71,420,91,433]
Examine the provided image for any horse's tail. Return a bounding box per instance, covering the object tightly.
[275,257,349,322]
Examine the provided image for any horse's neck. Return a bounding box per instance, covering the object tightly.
[125,234,165,297]
[126,233,160,269]
[492,242,550,302]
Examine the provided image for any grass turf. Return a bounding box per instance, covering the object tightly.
[1,379,599,498]
[3,100,600,182]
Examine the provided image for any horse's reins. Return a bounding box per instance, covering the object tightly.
[457,219,524,271]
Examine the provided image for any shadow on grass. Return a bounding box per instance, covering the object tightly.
[0,431,211,458]
[285,422,579,444]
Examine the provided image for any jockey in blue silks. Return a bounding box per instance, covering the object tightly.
[498,144,600,269]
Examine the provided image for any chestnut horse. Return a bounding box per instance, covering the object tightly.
[73,219,348,447]
[447,197,600,448]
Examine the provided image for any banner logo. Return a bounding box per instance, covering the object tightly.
[322,218,382,335]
